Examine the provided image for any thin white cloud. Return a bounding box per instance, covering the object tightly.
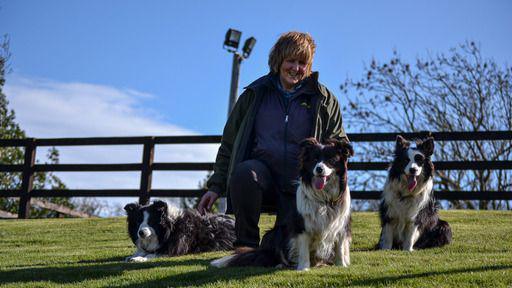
[4,75,219,215]
[5,76,192,137]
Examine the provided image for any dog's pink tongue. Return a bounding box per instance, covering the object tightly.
[407,175,417,191]
[313,176,328,190]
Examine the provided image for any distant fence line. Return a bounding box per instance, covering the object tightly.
[0,131,511,219]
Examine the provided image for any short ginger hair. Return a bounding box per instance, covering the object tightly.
[268,31,316,77]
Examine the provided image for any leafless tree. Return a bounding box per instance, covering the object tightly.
[341,41,511,210]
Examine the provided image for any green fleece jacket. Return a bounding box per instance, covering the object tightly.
[206,72,348,197]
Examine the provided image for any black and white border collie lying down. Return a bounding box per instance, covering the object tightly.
[211,138,354,271]
[124,200,235,262]
[378,136,452,251]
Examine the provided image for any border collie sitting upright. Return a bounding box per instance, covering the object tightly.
[211,138,354,271]
[124,200,235,262]
[378,136,452,251]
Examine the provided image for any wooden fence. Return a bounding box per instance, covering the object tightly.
[1,131,511,218]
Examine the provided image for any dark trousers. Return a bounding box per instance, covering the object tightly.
[229,159,296,248]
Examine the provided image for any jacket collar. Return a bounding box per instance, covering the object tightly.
[245,71,326,98]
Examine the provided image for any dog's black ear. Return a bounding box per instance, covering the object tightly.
[300,138,318,153]
[395,135,409,151]
[343,141,355,158]
[417,137,434,157]
[333,139,354,158]
[124,203,140,213]
[152,200,168,213]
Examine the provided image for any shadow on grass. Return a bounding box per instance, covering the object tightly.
[351,265,512,286]
[0,256,274,287]
[2,256,126,269]
[112,263,512,287]
[2,255,509,287]
[139,264,512,287]
[0,261,157,285]
[0,257,277,287]
[0,256,204,285]
[117,265,277,288]
[77,256,126,264]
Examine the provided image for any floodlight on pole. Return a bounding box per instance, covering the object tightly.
[242,37,257,58]
[222,29,256,115]
[219,28,256,213]
[224,29,242,52]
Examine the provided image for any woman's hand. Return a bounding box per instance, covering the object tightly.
[197,191,219,214]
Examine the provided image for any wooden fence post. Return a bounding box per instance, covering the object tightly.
[139,137,155,205]
[18,139,36,219]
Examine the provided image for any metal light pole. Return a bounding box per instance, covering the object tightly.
[227,52,243,115]
[224,29,256,114]
[218,29,256,213]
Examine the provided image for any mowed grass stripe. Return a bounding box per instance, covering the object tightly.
[0,210,510,288]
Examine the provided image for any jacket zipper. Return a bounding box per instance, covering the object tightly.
[283,100,290,191]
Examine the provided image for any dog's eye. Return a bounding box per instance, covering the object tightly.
[414,154,425,164]
[327,158,338,166]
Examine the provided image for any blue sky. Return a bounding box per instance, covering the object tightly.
[1,0,511,213]
[2,0,511,135]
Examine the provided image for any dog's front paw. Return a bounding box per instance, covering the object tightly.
[335,259,349,267]
[126,256,148,262]
[403,243,414,252]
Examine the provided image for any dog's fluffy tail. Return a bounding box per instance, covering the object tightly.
[415,219,452,249]
[211,225,289,268]
[210,254,238,268]
[210,249,280,268]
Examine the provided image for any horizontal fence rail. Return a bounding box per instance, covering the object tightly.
[1,130,510,147]
[3,161,512,173]
[1,131,511,218]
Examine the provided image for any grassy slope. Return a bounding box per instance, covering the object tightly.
[0,211,511,288]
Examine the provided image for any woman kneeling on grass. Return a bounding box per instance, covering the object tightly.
[198,31,348,253]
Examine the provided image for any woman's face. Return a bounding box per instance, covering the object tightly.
[279,57,307,91]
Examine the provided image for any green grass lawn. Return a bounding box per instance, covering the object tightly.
[0,210,511,288]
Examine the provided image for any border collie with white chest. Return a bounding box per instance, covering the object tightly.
[378,136,452,251]
[211,138,354,271]
[124,200,235,262]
